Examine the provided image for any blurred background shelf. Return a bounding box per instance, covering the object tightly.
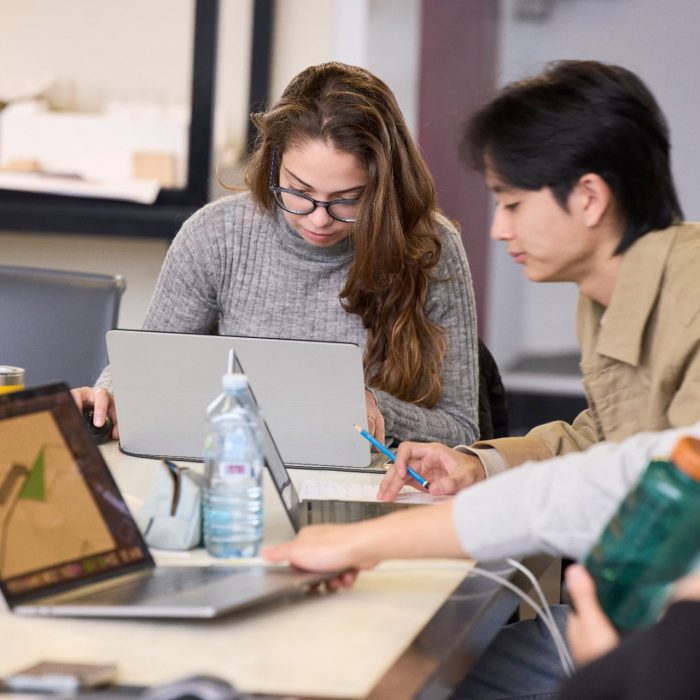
[502,352,587,436]
[0,0,275,240]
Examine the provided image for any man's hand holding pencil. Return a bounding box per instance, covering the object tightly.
[378,441,486,502]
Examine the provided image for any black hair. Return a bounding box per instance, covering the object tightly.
[461,60,683,253]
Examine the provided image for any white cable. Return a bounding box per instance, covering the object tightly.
[506,558,559,637]
[470,565,574,676]
[469,565,576,676]
[505,558,574,673]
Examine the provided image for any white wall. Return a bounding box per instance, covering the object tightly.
[367,0,420,134]
[269,0,420,131]
[216,0,255,158]
[0,0,194,111]
[488,0,700,367]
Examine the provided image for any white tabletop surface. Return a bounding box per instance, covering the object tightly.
[0,443,473,698]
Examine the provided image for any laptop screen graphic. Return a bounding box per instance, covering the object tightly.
[0,385,151,605]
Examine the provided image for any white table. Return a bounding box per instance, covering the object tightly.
[0,443,545,699]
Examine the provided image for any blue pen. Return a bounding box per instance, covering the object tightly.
[353,424,430,490]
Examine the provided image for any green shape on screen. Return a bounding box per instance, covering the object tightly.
[18,446,47,502]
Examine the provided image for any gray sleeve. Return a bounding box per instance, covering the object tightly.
[374,219,479,445]
[142,203,224,334]
[451,423,700,562]
[95,201,229,392]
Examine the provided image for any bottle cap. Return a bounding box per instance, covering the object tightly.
[671,436,700,481]
[222,373,247,390]
[0,365,25,395]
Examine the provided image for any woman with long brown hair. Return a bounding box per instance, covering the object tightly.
[77,62,479,446]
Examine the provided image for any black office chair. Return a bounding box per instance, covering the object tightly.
[477,338,509,440]
[0,265,126,388]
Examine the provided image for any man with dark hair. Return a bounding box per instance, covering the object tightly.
[380,59,700,497]
[466,60,682,255]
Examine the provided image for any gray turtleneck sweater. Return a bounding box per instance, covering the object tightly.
[98,192,478,445]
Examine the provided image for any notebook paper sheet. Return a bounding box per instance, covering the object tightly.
[299,480,448,505]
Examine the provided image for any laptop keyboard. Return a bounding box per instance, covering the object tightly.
[305,499,408,525]
[64,567,242,605]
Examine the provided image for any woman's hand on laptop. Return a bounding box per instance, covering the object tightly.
[378,442,485,502]
[71,386,120,439]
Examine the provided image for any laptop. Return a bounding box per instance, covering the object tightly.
[259,401,408,528]
[0,383,332,619]
[106,330,379,471]
[241,352,439,528]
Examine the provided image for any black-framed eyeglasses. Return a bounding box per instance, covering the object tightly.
[268,149,360,223]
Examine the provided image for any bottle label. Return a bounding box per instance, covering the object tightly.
[217,462,251,479]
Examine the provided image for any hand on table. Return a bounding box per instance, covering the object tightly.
[378,441,485,501]
[71,386,120,439]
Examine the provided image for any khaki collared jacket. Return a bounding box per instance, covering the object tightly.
[476,222,700,468]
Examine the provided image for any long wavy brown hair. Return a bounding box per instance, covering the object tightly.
[245,62,446,407]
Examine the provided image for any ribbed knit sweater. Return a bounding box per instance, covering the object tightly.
[98,192,479,444]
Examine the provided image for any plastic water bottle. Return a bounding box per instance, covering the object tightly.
[584,435,700,631]
[202,373,264,558]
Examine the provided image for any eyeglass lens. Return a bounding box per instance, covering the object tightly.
[272,189,357,221]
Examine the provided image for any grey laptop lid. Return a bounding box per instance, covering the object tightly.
[249,364,403,530]
[107,330,371,469]
[0,383,329,619]
[260,403,404,528]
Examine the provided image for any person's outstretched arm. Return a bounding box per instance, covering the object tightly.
[262,499,461,576]
[265,421,700,585]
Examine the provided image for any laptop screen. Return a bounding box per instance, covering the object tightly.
[107,330,370,467]
[228,356,303,533]
[0,384,153,606]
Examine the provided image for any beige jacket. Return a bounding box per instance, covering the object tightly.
[475,222,700,471]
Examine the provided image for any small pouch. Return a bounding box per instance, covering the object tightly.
[135,460,205,550]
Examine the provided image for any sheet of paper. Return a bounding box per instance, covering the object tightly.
[299,479,447,504]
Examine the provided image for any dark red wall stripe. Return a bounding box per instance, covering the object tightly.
[417,0,499,332]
